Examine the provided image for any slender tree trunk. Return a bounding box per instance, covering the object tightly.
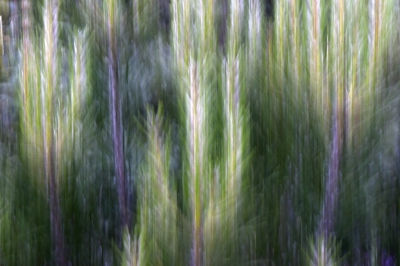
[319,103,342,238]
[48,146,67,266]
[218,0,228,51]
[107,7,129,233]
[21,0,67,264]
[159,0,171,32]
[47,0,67,264]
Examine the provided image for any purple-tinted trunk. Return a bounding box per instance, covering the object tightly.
[108,15,129,232]
[319,104,342,238]
[48,147,67,266]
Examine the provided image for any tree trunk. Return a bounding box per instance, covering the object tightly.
[319,103,342,238]
[107,7,129,233]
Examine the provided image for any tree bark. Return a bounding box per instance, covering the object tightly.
[49,0,67,264]
[319,103,342,239]
[107,10,129,233]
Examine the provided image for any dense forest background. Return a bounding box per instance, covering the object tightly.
[0,0,400,265]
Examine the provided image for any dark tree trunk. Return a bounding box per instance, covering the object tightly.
[159,0,171,32]
[319,103,342,239]
[48,146,67,266]
[265,0,274,18]
[217,0,228,52]
[107,8,129,235]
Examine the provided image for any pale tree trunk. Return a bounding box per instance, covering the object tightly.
[48,0,67,264]
[37,0,67,264]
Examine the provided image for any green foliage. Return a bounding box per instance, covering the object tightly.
[0,0,400,265]
[304,236,341,266]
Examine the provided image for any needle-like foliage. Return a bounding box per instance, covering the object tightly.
[1,0,400,265]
